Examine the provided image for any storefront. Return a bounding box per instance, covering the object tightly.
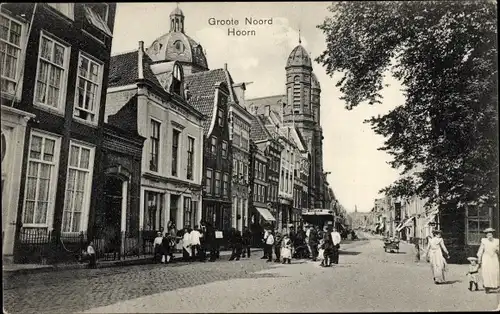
[1,105,35,261]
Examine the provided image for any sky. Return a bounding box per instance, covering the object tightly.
[111,2,404,213]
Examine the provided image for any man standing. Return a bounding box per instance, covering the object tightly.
[274,230,283,263]
[264,229,275,262]
[242,226,252,258]
[309,226,319,261]
[261,228,270,259]
[190,225,202,260]
[305,225,311,258]
[331,226,342,264]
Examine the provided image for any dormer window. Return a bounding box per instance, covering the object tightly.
[171,64,183,96]
[47,3,74,20]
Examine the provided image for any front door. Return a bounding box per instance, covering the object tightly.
[103,176,123,258]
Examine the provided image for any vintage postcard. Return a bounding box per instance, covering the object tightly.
[1,1,499,313]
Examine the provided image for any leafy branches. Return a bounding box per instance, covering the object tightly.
[316,1,498,209]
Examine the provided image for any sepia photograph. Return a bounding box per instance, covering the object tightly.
[1,1,499,313]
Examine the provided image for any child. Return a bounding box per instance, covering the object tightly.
[281,234,293,264]
[318,238,326,266]
[87,241,97,269]
[466,257,480,291]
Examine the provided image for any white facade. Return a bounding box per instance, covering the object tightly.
[106,62,204,232]
[1,105,35,257]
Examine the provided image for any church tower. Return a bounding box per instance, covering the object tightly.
[284,37,325,208]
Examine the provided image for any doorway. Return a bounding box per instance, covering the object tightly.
[102,176,123,259]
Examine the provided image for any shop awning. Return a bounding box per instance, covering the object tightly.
[396,216,415,232]
[256,207,276,222]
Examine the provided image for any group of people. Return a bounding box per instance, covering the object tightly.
[425,227,499,294]
[153,220,222,264]
[259,224,343,267]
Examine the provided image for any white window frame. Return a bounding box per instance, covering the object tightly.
[186,136,195,180]
[1,12,27,101]
[149,118,162,173]
[171,128,181,177]
[22,130,62,228]
[205,168,213,195]
[73,51,104,126]
[465,206,492,245]
[47,3,75,20]
[33,31,71,115]
[61,140,95,234]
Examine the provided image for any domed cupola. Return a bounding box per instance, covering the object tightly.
[286,44,312,69]
[146,5,209,74]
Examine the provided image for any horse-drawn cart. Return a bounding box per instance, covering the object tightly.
[383,238,400,253]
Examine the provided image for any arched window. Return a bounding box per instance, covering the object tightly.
[171,64,183,96]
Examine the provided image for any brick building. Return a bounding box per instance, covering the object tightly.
[0,3,117,263]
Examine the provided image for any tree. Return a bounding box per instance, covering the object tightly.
[316,1,498,209]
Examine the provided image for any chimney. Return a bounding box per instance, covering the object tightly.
[265,105,271,116]
[138,41,144,79]
[224,63,227,71]
[233,82,246,106]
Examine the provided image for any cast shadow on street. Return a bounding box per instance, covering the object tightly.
[440,280,461,285]
[339,251,361,256]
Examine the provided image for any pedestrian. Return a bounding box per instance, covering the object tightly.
[466,257,480,291]
[261,228,270,259]
[160,232,172,264]
[274,230,283,263]
[229,230,243,261]
[425,230,449,284]
[264,229,275,262]
[308,226,319,261]
[228,228,236,259]
[203,221,217,262]
[323,233,334,267]
[182,227,192,262]
[281,234,292,264]
[305,225,312,258]
[87,240,97,269]
[331,226,342,265]
[153,231,164,263]
[317,237,326,266]
[242,226,252,258]
[190,225,202,260]
[476,228,499,293]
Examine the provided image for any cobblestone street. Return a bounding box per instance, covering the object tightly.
[4,234,498,313]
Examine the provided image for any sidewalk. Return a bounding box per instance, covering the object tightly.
[3,248,263,276]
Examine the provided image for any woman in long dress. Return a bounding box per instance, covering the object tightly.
[477,227,499,293]
[425,230,449,284]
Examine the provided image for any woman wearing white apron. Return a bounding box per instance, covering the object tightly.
[477,228,499,293]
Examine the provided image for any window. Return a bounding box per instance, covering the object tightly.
[34,33,70,111]
[210,136,217,154]
[149,120,160,172]
[233,133,240,147]
[62,141,94,232]
[218,109,224,127]
[172,64,182,95]
[172,129,180,176]
[466,206,492,245]
[222,141,228,158]
[243,164,248,181]
[215,171,221,196]
[47,3,75,20]
[87,3,109,22]
[293,76,301,109]
[144,191,163,231]
[205,169,212,194]
[263,165,267,178]
[74,53,102,123]
[241,136,249,150]
[187,137,194,180]
[233,159,238,176]
[223,173,229,197]
[22,131,60,227]
[183,197,192,228]
[1,13,24,97]
[253,183,257,202]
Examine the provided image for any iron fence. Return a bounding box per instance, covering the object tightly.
[15,228,155,264]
